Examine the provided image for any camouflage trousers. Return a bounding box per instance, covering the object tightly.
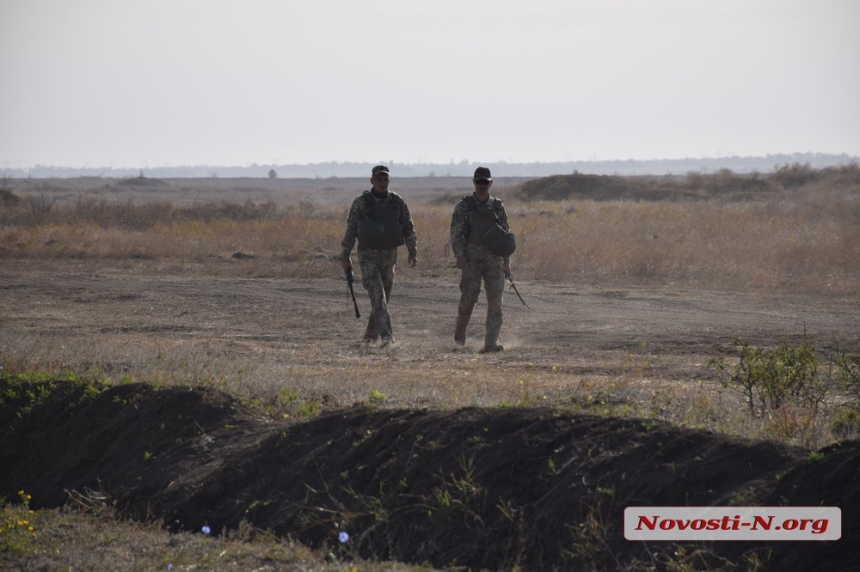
[358,247,397,341]
[456,246,505,347]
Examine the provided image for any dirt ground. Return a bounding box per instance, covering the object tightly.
[2,257,859,570]
[3,258,857,378]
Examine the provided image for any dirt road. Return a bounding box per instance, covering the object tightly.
[2,260,857,380]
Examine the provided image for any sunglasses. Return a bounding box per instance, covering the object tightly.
[474,179,491,186]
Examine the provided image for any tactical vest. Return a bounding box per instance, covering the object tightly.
[463,195,516,257]
[464,196,503,243]
[468,207,499,247]
[357,191,405,250]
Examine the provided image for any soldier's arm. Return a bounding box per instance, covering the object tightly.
[450,201,468,258]
[399,199,418,258]
[339,199,361,262]
[498,202,512,266]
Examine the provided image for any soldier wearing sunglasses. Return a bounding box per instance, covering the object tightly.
[449,166,515,353]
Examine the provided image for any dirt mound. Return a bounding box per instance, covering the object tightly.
[0,188,20,207]
[116,176,169,187]
[518,173,694,202]
[518,172,775,202]
[2,379,857,570]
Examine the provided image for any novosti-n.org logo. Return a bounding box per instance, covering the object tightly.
[624,507,841,541]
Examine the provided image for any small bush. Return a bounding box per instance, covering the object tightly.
[833,346,860,402]
[709,336,829,417]
[0,188,19,207]
[831,409,860,438]
[771,162,819,188]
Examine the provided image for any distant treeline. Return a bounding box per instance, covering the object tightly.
[4,153,857,179]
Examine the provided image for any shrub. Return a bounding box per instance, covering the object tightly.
[832,346,860,402]
[771,162,819,188]
[709,336,829,417]
[831,409,860,438]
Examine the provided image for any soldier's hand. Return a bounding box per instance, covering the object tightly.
[503,261,512,279]
[408,253,417,268]
[340,258,352,273]
[456,255,467,270]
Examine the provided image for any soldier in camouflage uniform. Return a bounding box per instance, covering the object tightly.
[340,165,418,347]
[450,166,512,353]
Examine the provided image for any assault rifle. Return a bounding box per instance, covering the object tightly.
[346,267,361,318]
[507,275,530,309]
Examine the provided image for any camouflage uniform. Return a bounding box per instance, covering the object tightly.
[340,189,417,342]
[450,193,511,349]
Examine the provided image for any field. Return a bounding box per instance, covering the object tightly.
[1,166,860,570]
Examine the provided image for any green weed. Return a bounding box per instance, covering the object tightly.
[0,490,37,554]
[709,336,829,417]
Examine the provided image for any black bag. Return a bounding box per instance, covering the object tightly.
[483,224,517,257]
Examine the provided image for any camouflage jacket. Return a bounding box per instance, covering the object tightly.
[340,190,418,261]
[449,194,511,261]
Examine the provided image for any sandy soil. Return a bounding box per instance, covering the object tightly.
[3,259,857,380]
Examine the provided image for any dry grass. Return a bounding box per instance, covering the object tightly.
[512,195,859,292]
[1,493,431,571]
[3,167,857,293]
[2,167,859,569]
[2,167,858,445]
[2,167,859,442]
[4,318,856,452]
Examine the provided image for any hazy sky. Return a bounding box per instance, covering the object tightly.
[2,0,859,169]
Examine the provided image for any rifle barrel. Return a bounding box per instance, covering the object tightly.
[507,277,529,308]
[346,268,361,319]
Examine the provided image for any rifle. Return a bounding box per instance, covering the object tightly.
[507,276,529,308]
[346,267,361,318]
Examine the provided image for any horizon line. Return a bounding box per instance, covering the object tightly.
[4,152,859,172]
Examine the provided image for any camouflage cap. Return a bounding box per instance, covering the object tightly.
[473,166,492,180]
[371,165,390,176]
